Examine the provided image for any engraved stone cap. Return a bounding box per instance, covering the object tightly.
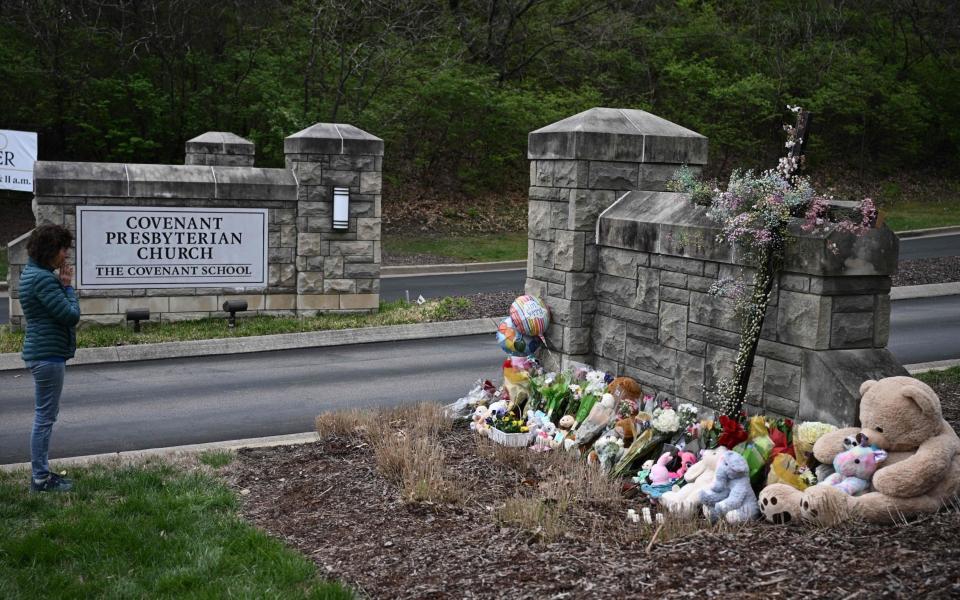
[284,123,384,156]
[528,107,707,164]
[185,132,255,166]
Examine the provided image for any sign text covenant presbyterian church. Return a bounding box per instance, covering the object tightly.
[76,206,268,289]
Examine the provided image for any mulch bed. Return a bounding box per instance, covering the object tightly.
[227,379,960,599]
[893,257,960,287]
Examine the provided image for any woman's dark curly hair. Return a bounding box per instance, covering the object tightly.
[27,224,73,268]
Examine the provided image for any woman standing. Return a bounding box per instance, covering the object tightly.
[19,224,80,492]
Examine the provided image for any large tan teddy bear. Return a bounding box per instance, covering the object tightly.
[759,376,960,526]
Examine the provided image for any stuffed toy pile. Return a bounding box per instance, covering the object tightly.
[760,376,960,525]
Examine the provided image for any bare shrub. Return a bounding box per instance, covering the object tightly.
[409,401,453,439]
[401,437,461,504]
[315,409,377,440]
[496,496,570,543]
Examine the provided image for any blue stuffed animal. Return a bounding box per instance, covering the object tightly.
[698,451,760,523]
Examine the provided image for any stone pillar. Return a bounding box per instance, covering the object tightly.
[284,123,383,314]
[185,132,255,166]
[526,107,708,370]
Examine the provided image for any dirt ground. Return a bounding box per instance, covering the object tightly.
[226,376,960,599]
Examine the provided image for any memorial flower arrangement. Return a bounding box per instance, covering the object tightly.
[670,106,879,417]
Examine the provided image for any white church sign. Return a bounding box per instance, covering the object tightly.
[0,130,38,192]
[76,206,268,289]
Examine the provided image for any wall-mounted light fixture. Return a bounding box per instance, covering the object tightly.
[332,186,349,230]
[125,308,150,332]
[222,300,248,328]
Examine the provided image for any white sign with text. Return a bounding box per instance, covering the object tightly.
[76,206,268,289]
[0,129,38,192]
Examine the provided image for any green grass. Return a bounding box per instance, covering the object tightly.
[883,200,960,232]
[198,450,234,469]
[0,461,352,599]
[915,366,960,386]
[0,297,471,353]
[384,231,527,262]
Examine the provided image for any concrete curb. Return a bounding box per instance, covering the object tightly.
[382,260,526,277]
[890,282,960,300]
[0,317,501,372]
[905,358,960,374]
[5,359,959,471]
[897,225,960,238]
[0,431,320,473]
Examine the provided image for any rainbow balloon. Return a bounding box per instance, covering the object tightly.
[509,295,550,337]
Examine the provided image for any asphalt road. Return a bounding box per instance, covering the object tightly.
[886,294,960,364]
[0,336,503,464]
[899,232,960,260]
[0,293,957,463]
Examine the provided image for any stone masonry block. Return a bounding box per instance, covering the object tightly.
[533,240,556,269]
[659,301,688,351]
[528,201,554,241]
[553,160,590,188]
[598,247,644,279]
[553,230,585,271]
[169,296,219,312]
[357,218,380,241]
[689,291,739,333]
[777,290,832,349]
[545,296,582,328]
[625,333,677,377]
[323,279,357,294]
[119,297,170,314]
[344,263,379,278]
[265,294,297,310]
[565,272,595,300]
[764,359,801,401]
[360,171,382,194]
[356,279,380,294]
[832,295,875,313]
[533,160,555,187]
[329,241,374,258]
[635,266,660,312]
[660,286,690,305]
[597,302,658,328]
[830,312,874,348]
[594,314,626,362]
[298,272,324,293]
[79,298,119,314]
[291,161,324,185]
[563,326,593,354]
[676,352,706,403]
[568,189,616,231]
[298,233,324,256]
[660,255,704,276]
[588,161,639,190]
[322,170,360,187]
[340,294,379,310]
[298,294,339,310]
[875,295,891,347]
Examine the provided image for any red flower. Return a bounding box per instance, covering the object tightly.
[717,415,747,448]
[769,427,795,458]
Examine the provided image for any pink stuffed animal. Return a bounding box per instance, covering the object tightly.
[819,436,888,496]
[669,451,698,480]
[647,452,675,485]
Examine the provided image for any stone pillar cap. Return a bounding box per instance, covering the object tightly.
[185,131,255,156]
[284,123,384,156]
[528,107,707,164]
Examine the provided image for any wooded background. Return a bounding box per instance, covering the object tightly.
[1,0,958,200]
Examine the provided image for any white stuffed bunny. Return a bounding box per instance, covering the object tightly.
[660,447,727,517]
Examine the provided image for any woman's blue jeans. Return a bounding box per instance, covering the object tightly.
[27,360,65,481]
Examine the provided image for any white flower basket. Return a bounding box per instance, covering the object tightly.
[488,427,533,448]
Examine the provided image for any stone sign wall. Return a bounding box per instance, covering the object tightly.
[6,124,382,329]
[526,108,905,425]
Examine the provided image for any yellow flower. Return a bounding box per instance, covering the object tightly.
[520,426,529,433]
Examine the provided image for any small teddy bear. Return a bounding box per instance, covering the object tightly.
[470,405,491,435]
[699,451,760,523]
[818,434,888,496]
